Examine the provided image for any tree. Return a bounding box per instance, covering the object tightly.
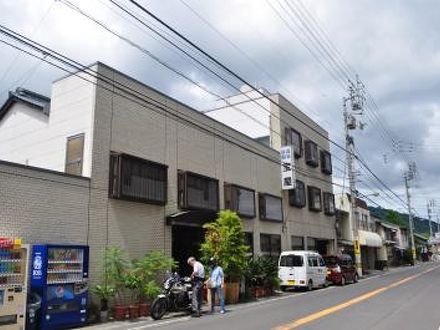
[200,210,249,282]
[385,210,407,228]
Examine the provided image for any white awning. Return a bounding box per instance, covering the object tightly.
[359,230,383,247]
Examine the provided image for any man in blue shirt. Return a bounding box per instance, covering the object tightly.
[208,257,225,314]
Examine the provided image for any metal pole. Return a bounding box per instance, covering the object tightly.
[404,175,416,264]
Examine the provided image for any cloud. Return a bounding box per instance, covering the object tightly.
[0,0,439,215]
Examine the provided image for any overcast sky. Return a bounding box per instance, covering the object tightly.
[1,0,439,219]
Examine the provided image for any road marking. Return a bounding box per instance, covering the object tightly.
[273,265,440,330]
[126,317,191,330]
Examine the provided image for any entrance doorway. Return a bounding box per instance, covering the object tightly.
[172,225,205,276]
[316,240,329,255]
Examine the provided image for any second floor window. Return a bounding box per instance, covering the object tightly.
[109,153,167,204]
[288,180,306,208]
[178,171,219,211]
[305,140,319,167]
[285,127,303,158]
[308,186,322,212]
[259,193,283,221]
[65,133,84,176]
[323,192,336,215]
[224,184,256,218]
[320,150,332,175]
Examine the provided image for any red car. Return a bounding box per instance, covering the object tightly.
[324,254,359,285]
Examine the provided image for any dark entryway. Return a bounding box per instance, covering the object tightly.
[316,240,329,255]
[172,225,205,276]
[167,210,218,276]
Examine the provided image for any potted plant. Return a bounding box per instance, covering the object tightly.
[92,283,115,322]
[104,247,130,321]
[244,256,265,298]
[123,270,141,320]
[244,255,279,298]
[200,210,249,304]
[132,251,176,317]
[260,256,279,296]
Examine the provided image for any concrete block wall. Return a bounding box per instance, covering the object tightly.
[0,160,90,245]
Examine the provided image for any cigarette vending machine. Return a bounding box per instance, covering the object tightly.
[0,238,29,330]
[30,245,89,330]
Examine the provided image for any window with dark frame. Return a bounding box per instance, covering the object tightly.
[259,193,283,221]
[109,153,167,204]
[323,192,336,216]
[65,133,84,176]
[224,184,256,218]
[291,236,304,250]
[288,180,306,208]
[178,171,219,211]
[285,127,303,158]
[305,140,319,167]
[308,186,322,212]
[244,232,254,255]
[307,237,317,250]
[320,150,332,175]
[260,234,281,259]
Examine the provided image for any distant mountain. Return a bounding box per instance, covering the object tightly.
[369,206,439,236]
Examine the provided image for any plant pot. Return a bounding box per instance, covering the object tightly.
[100,310,109,323]
[255,287,265,298]
[129,304,140,319]
[114,305,128,321]
[264,288,273,297]
[225,282,240,304]
[139,303,150,317]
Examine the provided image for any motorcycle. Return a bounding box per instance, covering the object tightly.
[150,272,193,320]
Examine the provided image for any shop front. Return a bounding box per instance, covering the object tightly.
[358,230,383,273]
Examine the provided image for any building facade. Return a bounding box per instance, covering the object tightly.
[335,194,383,273]
[0,63,337,281]
[208,86,337,255]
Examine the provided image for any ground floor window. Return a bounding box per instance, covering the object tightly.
[260,234,281,260]
[244,232,254,256]
[291,236,304,250]
[307,237,317,250]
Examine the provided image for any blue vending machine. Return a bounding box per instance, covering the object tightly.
[30,245,89,330]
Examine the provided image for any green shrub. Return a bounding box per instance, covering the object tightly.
[200,210,249,282]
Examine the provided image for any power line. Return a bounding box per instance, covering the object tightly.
[121,0,409,213]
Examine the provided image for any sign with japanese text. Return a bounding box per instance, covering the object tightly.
[280,145,296,190]
[0,237,20,249]
[354,240,360,255]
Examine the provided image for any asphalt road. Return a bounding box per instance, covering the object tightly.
[84,263,440,330]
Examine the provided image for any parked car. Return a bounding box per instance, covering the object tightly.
[323,254,359,285]
[278,251,327,291]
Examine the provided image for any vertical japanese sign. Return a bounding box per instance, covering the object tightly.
[280,145,296,190]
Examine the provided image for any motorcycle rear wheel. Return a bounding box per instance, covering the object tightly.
[151,297,168,320]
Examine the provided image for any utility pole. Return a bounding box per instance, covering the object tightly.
[404,163,417,264]
[427,199,434,239]
[343,76,365,277]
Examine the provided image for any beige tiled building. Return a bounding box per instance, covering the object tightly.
[0,63,337,280]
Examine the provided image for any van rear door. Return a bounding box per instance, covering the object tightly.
[279,254,304,286]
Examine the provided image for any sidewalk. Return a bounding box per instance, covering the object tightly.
[80,294,286,330]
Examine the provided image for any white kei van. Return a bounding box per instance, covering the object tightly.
[278,250,327,291]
